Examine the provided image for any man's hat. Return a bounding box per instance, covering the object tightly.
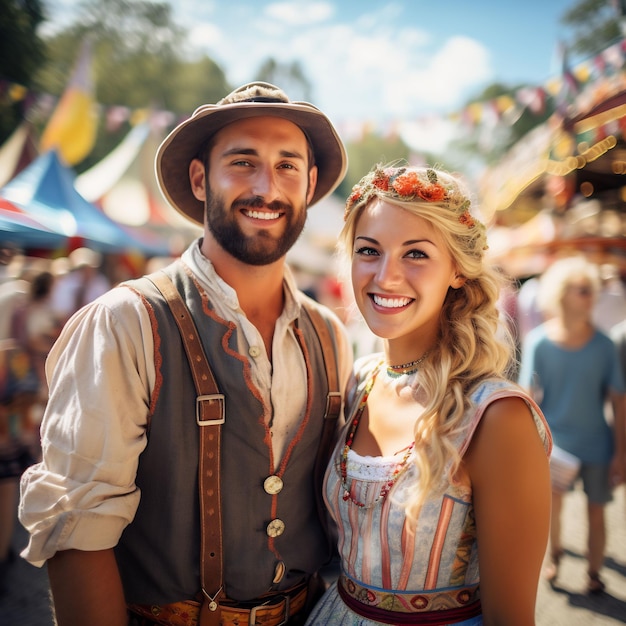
[155,82,348,225]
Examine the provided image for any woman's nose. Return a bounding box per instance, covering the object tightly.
[375,256,403,288]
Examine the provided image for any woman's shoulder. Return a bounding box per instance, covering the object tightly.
[467,377,527,404]
[462,377,552,456]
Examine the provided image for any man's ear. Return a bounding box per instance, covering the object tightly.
[306,165,319,205]
[189,159,207,202]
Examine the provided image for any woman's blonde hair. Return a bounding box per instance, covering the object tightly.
[340,163,514,520]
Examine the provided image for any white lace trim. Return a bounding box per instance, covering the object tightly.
[346,449,412,481]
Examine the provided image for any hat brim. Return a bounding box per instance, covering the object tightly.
[156,101,348,226]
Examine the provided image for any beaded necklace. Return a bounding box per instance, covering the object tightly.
[386,351,430,379]
[341,367,415,508]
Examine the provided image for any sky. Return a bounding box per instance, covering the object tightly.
[45,0,581,151]
[172,0,576,124]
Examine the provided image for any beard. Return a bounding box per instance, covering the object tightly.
[204,189,307,266]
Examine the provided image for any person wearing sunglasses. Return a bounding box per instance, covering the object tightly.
[518,255,626,595]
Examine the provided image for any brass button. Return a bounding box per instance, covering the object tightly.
[263,475,284,495]
[266,518,285,537]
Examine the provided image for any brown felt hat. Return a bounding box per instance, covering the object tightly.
[155,82,348,225]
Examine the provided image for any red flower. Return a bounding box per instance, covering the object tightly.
[391,172,422,196]
[372,174,390,191]
[416,184,446,202]
[459,211,475,228]
[348,188,362,205]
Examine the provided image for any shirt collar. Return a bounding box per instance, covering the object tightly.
[182,238,302,323]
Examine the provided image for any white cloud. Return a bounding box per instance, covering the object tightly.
[263,1,335,26]
[182,3,494,126]
[397,117,459,154]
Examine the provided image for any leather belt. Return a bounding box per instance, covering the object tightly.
[128,582,308,626]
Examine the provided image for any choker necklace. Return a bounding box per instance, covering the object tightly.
[386,351,430,378]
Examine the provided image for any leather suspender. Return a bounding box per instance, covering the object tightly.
[148,271,342,626]
[149,271,224,626]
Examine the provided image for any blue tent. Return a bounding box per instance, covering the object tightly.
[0,150,169,256]
[0,200,68,249]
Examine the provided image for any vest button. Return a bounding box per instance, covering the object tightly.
[266,518,285,537]
[263,475,284,495]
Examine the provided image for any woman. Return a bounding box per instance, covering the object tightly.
[519,256,625,594]
[307,164,552,625]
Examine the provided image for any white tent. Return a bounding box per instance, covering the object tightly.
[75,121,200,251]
[0,121,39,188]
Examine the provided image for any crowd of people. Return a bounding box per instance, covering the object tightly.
[0,81,624,625]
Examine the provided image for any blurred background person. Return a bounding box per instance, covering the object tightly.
[610,318,626,486]
[51,247,110,323]
[593,263,626,334]
[515,274,544,344]
[11,269,62,404]
[518,256,625,595]
[0,256,49,593]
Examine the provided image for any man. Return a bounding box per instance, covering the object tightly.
[19,82,352,626]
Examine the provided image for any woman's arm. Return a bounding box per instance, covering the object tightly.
[464,396,551,625]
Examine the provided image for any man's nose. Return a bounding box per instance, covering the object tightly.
[251,166,280,200]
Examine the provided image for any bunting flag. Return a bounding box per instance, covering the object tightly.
[39,38,98,166]
[0,36,623,171]
[555,41,582,114]
[0,121,38,187]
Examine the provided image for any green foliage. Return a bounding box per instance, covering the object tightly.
[0,0,46,82]
[256,59,313,102]
[561,0,622,56]
[336,132,413,200]
[31,0,231,170]
[0,0,46,144]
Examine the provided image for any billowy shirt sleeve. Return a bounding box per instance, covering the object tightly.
[18,287,155,567]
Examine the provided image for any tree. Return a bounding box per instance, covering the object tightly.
[561,0,623,56]
[34,0,231,170]
[255,58,313,102]
[337,132,415,200]
[0,0,46,143]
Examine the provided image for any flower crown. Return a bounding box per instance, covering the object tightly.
[345,165,488,250]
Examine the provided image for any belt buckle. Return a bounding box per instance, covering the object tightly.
[248,594,290,626]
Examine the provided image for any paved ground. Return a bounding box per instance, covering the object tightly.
[1,483,625,625]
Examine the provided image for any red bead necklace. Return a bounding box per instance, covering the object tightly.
[340,367,415,508]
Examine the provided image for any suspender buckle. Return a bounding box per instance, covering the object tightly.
[325,391,342,419]
[196,394,225,425]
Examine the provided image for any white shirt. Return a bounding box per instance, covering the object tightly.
[19,239,352,566]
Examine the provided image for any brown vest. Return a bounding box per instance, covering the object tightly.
[115,260,339,604]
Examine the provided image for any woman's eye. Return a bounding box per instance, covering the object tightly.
[354,246,378,256]
[406,249,427,259]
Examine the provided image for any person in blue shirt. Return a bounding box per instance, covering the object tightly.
[518,255,625,594]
